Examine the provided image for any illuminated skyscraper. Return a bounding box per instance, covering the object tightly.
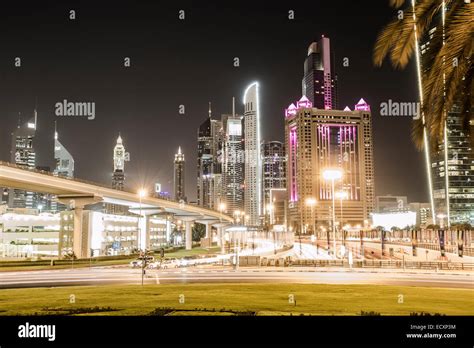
[174,146,186,202]
[243,82,262,226]
[420,22,474,226]
[197,103,223,209]
[54,124,74,178]
[9,110,38,208]
[221,110,244,214]
[285,97,375,232]
[112,134,129,191]
[302,36,337,110]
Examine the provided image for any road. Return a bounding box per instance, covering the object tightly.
[1,266,472,289]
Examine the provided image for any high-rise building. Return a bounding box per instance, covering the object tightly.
[197,103,223,209]
[9,110,38,208]
[421,20,474,226]
[302,36,337,110]
[221,109,244,215]
[112,134,129,191]
[285,97,375,233]
[262,141,287,224]
[174,146,186,202]
[243,82,262,226]
[54,124,74,178]
[430,108,474,225]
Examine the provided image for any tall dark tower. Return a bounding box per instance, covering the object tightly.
[197,102,223,209]
[174,146,186,202]
[302,36,337,110]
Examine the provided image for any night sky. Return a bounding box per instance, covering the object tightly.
[0,0,427,203]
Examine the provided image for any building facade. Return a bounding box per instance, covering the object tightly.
[262,141,287,224]
[174,147,186,202]
[243,82,262,226]
[285,97,375,233]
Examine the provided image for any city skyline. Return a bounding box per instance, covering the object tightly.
[0,1,428,204]
[0,1,472,343]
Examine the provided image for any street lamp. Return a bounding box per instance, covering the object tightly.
[323,169,342,257]
[335,191,348,240]
[305,197,317,235]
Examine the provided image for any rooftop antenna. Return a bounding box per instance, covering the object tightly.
[54,120,58,140]
[208,101,212,119]
[232,97,235,116]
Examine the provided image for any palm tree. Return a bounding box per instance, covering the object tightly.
[373,0,473,149]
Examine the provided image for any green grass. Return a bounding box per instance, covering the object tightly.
[0,258,135,272]
[164,246,221,258]
[0,246,220,272]
[0,283,472,316]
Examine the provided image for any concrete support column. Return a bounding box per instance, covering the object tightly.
[144,216,150,251]
[73,206,85,258]
[185,220,193,250]
[57,195,103,259]
[219,227,225,254]
[166,219,172,244]
[205,222,211,239]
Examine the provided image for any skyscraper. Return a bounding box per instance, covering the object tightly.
[9,110,38,208]
[243,82,262,226]
[174,146,186,202]
[54,123,75,178]
[302,36,337,110]
[430,107,474,225]
[197,103,223,209]
[420,21,474,226]
[112,134,129,191]
[221,110,244,215]
[262,141,287,223]
[285,97,375,232]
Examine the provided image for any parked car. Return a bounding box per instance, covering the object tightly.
[129,256,155,268]
[160,258,181,269]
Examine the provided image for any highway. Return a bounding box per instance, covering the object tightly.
[1,266,472,289]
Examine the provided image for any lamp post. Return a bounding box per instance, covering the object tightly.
[323,169,342,257]
[335,191,348,242]
[305,197,317,236]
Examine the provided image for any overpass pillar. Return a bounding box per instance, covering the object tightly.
[73,206,85,259]
[57,195,103,259]
[205,222,212,239]
[185,220,193,250]
[219,227,225,254]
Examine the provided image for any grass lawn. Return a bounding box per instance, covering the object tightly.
[0,283,472,316]
[164,246,221,258]
[0,258,135,272]
[0,246,221,272]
